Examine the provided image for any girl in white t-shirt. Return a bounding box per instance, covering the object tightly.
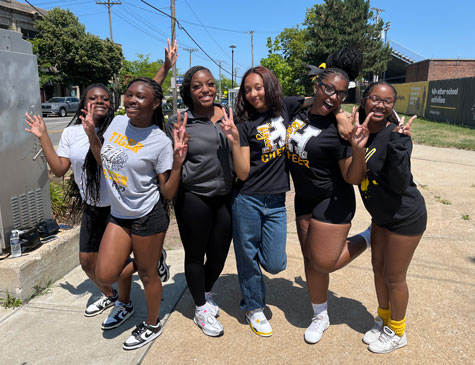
[83,77,188,350]
[25,84,137,323]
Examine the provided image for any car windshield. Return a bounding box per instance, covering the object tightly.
[47,97,66,103]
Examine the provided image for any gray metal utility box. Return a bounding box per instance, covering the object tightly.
[0,29,53,254]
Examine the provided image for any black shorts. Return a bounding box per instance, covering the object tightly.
[376,209,427,236]
[294,189,356,224]
[109,201,169,237]
[80,205,110,253]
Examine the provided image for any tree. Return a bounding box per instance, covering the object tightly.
[31,8,123,91]
[261,27,307,96]
[304,0,390,81]
[118,54,178,94]
[260,0,391,94]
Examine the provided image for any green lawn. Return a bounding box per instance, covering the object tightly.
[341,104,475,151]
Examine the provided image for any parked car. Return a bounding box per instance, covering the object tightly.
[162,102,173,117]
[41,97,80,117]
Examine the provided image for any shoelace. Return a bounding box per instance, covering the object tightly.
[309,315,326,330]
[132,323,148,337]
[109,304,125,318]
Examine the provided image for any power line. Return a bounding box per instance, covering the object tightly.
[140,0,235,77]
[96,1,121,42]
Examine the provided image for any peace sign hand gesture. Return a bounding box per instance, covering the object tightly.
[80,102,97,138]
[394,115,416,136]
[219,107,240,144]
[173,111,188,164]
[350,111,372,150]
[164,39,178,70]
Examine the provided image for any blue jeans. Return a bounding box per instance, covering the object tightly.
[232,192,287,311]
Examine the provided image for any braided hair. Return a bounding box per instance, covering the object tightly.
[180,66,211,110]
[65,84,115,220]
[127,77,165,129]
[358,81,399,124]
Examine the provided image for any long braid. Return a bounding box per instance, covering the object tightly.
[65,84,114,222]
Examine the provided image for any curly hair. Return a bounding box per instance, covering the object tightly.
[235,66,283,121]
[66,83,115,220]
[127,77,165,130]
[358,81,399,124]
[180,66,212,110]
[324,46,363,81]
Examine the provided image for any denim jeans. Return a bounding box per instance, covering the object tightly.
[232,192,287,311]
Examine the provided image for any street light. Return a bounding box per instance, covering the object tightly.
[229,45,236,88]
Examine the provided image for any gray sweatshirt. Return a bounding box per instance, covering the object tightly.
[166,109,233,196]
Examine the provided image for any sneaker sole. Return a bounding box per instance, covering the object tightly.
[193,317,224,337]
[368,340,407,354]
[304,321,330,344]
[122,326,162,351]
[246,317,272,337]
[101,308,135,330]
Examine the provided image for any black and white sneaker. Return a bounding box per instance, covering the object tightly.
[157,249,170,282]
[101,301,134,330]
[84,289,117,317]
[123,321,163,350]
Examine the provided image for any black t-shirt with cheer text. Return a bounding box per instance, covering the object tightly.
[234,96,303,195]
[287,109,353,200]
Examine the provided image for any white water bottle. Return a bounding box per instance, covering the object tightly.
[10,230,21,258]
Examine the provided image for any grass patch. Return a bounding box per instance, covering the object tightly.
[462,214,470,220]
[419,184,428,190]
[341,104,475,150]
[0,290,22,309]
[49,181,70,221]
[435,195,452,205]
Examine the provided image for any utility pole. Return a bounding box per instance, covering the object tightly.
[249,30,254,68]
[216,60,223,101]
[171,0,177,114]
[96,1,121,42]
[183,48,198,68]
[234,68,239,88]
[370,7,384,24]
[96,1,121,107]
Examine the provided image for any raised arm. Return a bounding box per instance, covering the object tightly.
[153,39,178,86]
[334,106,355,141]
[25,113,71,176]
[220,107,250,181]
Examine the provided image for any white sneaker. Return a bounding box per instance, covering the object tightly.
[205,292,220,317]
[84,289,117,317]
[101,301,134,330]
[304,313,330,344]
[246,309,273,337]
[194,305,224,337]
[363,316,384,344]
[368,325,407,354]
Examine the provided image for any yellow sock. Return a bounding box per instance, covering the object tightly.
[377,307,391,326]
[388,317,406,337]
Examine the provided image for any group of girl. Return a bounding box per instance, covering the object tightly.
[26,41,426,354]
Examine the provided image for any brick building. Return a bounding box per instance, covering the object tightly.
[0,0,48,40]
[406,59,475,82]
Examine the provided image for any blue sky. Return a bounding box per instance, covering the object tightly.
[26,0,475,83]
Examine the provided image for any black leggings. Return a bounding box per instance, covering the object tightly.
[174,190,232,307]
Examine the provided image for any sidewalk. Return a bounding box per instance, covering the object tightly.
[0,144,473,364]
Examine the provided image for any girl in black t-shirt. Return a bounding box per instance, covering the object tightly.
[220,66,304,337]
[357,82,426,354]
[286,47,372,345]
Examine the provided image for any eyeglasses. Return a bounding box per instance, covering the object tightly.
[366,95,395,106]
[318,82,348,101]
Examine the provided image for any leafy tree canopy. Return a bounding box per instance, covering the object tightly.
[260,0,391,95]
[31,8,123,91]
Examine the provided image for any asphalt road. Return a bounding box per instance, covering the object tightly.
[44,115,72,146]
